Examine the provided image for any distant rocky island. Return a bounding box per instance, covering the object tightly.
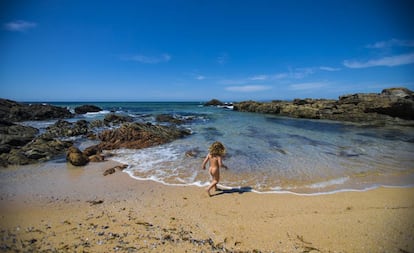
[207,87,414,126]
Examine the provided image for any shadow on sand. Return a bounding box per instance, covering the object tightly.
[212,186,253,197]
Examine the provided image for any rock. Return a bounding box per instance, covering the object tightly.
[233,87,414,125]
[41,119,90,139]
[156,114,185,124]
[103,113,133,126]
[88,154,105,162]
[103,167,116,176]
[1,137,73,166]
[83,145,101,157]
[66,146,89,166]
[0,98,73,122]
[95,122,191,150]
[74,105,102,114]
[381,87,413,99]
[204,99,224,106]
[185,148,200,158]
[0,120,39,148]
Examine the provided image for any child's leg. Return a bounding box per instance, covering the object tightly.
[206,179,218,196]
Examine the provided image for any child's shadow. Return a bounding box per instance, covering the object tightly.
[213,186,253,196]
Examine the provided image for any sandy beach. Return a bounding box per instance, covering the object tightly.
[0,160,413,253]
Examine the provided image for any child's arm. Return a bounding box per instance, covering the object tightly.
[218,156,228,169]
[201,154,209,170]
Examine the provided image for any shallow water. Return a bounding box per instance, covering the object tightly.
[39,102,414,194]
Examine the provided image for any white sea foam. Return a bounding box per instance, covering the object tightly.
[84,110,111,117]
[306,177,350,189]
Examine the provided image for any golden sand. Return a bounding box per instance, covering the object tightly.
[0,161,413,252]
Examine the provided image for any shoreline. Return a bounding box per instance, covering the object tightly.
[1,161,414,252]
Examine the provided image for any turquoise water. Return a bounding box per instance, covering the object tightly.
[37,102,414,194]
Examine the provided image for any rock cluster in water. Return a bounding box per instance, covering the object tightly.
[233,87,414,126]
[0,99,191,167]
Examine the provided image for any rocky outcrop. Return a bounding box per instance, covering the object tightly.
[1,136,73,166]
[233,88,414,125]
[0,98,73,122]
[0,120,39,149]
[74,105,102,114]
[92,122,191,151]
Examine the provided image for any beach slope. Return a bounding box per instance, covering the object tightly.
[1,161,413,252]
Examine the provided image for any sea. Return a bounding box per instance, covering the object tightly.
[24,101,414,195]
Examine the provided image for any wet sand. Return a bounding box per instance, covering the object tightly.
[0,161,413,252]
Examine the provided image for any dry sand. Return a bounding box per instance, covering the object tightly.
[0,160,413,252]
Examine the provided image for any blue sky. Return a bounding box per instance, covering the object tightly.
[1,0,414,101]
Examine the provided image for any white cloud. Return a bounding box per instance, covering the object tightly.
[343,53,414,68]
[366,39,414,49]
[226,85,271,92]
[289,67,315,79]
[249,75,268,81]
[319,66,341,71]
[289,82,327,91]
[272,73,289,79]
[219,79,247,85]
[121,54,171,64]
[195,75,205,80]
[3,20,37,32]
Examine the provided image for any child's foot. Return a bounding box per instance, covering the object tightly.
[206,189,211,197]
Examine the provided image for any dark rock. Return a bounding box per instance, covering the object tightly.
[1,137,73,166]
[0,120,39,148]
[41,119,90,139]
[204,99,224,106]
[0,98,73,122]
[95,122,191,150]
[88,154,105,162]
[103,167,116,176]
[103,113,133,126]
[185,148,200,158]
[156,114,185,124]
[66,146,89,166]
[83,145,101,157]
[74,105,102,114]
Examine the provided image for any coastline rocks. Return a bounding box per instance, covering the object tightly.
[94,122,191,150]
[74,105,102,114]
[42,119,90,139]
[0,98,73,122]
[233,87,414,125]
[66,146,89,166]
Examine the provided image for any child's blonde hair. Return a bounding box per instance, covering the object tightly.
[209,141,226,156]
